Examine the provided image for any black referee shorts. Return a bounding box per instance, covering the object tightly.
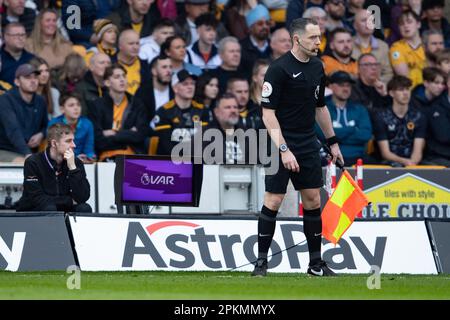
[265,152,323,193]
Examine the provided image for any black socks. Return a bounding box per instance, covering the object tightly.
[303,207,322,264]
[257,205,278,260]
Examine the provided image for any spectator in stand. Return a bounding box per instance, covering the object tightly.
[373,75,426,167]
[194,72,219,110]
[350,53,391,112]
[211,36,244,94]
[139,18,175,64]
[387,0,421,46]
[223,0,255,40]
[239,4,272,79]
[151,69,209,155]
[411,67,446,110]
[249,58,269,109]
[322,27,358,78]
[206,92,249,164]
[85,19,119,66]
[108,0,161,38]
[0,22,35,85]
[56,53,87,94]
[323,0,350,32]
[161,35,202,76]
[420,0,450,49]
[147,54,174,120]
[0,64,48,163]
[269,27,291,61]
[302,6,327,55]
[175,0,210,46]
[48,92,96,163]
[25,9,74,70]
[88,63,148,161]
[74,52,111,116]
[1,0,36,35]
[186,13,222,71]
[227,77,262,130]
[389,10,425,90]
[116,29,152,96]
[422,30,445,68]
[352,9,393,84]
[247,59,267,130]
[436,49,450,75]
[317,71,372,166]
[29,56,61,120]
[62,0,97,48]
[421,72,450,167]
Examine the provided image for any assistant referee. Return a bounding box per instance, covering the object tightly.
[252,18,344,277]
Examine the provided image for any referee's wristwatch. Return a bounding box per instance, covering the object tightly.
[279,143,289,153]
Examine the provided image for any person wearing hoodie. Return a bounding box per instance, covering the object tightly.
[0,64,48,163]
[316,71,373,166]
[411,67,446,110]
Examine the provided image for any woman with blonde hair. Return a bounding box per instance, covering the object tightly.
[29,56,61,120]
[249,59,269,107]
[25,8,73,70]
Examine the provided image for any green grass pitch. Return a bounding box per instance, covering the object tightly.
[1,271,449,300]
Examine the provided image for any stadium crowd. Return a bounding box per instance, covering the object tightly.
[0,0,449,167]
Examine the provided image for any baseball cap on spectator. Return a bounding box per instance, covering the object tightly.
[328,71,355,84]
[185,0,210,4]
[15,64,40,79]
[171,69,198,87]
[92,19,118,44]
[422,0,445,11]
[245,4,270,28]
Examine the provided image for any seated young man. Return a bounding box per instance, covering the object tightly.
[373,76,427,167]
[88,63,148,161]
[16,123,92,212]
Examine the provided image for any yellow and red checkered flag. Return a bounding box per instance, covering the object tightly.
[322,170,369,244]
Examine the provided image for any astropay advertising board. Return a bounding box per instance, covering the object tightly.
[69,216,437,274]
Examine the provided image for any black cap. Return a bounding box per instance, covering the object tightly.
[328,71,355,84]
[171,69,198,86]
[422,0,445,11]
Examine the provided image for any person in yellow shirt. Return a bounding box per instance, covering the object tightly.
[389,10,425,89]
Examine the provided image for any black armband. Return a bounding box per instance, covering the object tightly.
[326,136,339,147]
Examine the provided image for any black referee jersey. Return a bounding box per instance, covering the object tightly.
[261,52,326,155]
